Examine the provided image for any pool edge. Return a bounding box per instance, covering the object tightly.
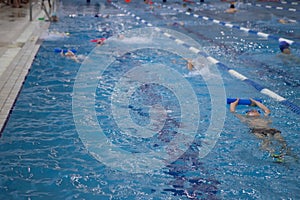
[0,11,50,136]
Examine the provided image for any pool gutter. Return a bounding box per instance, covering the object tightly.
[0,5,50,135]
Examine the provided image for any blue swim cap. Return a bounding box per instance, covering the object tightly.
[279,41,290,52]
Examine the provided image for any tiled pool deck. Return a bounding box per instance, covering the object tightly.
[0,2,50,133]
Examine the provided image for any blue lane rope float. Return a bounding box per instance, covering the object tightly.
[227,98,262,105]
[245,2,300,13]
[111,2,300,115]
[69,13,109,18]
[281,1,299,6]
[194,0,296,8]
[194,1,300,14]
[155,3,300,48]
[147,7,300,87]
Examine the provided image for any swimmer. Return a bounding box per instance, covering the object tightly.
[61,49,79,62]
[278,19,288,24]
[95,14,109,18]
[170,21,185,26]
[49,31,69,37]
[117,34,125,40]
[187,8,193,12]
[183,0,194,3]
[277,41,300,64]
[51,13,58,22]
[187,60,194,71]
[96,38,106,46]
[278,17,296,24]
[279,41,291,55]
[183,58,207,71]
[230,98,290,162]
[257,0,279,1]
[225,2,237,13]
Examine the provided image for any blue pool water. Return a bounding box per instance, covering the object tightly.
[1,0,300,199]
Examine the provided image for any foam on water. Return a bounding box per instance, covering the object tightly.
[40,31,70,41]
[113,36,153,44]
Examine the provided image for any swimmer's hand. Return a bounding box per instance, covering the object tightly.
[230,98,239,112]
[233,98,240,104]
[250,98,270,116]
[187,60,194,71]
[249,98,257,106]
[250,98,261,106]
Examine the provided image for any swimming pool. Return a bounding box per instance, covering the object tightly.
[1,0,300,199]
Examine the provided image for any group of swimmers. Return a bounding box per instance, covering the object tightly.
[185,40,293,72]
[60,37,106,62]
[184,39,296,162]
[61,35,294,65]
[59,0,296,64]
[224,0,297,23]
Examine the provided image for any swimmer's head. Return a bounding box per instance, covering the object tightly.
[245,109,261,117]
[118,34,125,39]
[278,19,287,24]
[279,41,290,54]
[51,13,58,22]
[230,3,235,8]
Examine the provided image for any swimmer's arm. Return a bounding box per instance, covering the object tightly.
[71,55,79,63]
[250,98,270,116]
[230,99,249,122]
[187,60,194,71]
[230,98,239,113]
[67,50,75,56]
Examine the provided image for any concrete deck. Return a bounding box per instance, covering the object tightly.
[0,1,50,134]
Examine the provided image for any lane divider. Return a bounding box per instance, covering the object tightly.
[193,1,299,10]
[147,6,300,87]
[244,2,300,13]
[111,2,300,115]
[156,3,300,47]
[281,1,299,6]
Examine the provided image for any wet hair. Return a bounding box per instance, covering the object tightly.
[230,3,235,9]
[279,41,290,52]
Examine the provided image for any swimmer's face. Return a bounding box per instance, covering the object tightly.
[278,19,287,24]
[65,51,74,57]
[246,110,260,117]
[282,48,291,55]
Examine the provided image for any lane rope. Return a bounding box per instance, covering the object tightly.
[244,2,300,13]
[111,2,300,115]
[156,2,300,47]
[281,1,299,6]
